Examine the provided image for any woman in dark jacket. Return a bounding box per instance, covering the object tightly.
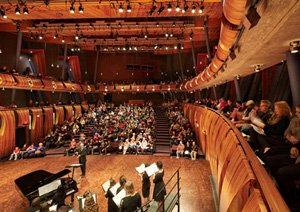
[140,164,150,206]
[120,181,141,212]
[153,161,166,212]
[105,178,119,212]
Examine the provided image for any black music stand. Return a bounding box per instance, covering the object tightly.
[65,164,83,179]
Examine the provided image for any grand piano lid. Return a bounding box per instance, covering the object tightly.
[15,169,71,197]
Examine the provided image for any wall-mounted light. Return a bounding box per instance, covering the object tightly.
[255,65,261,72]
[290,41,299,53]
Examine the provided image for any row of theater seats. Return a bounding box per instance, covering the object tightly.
[183,103,289,212]
[0,72,178,93]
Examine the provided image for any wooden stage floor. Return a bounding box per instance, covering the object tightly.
[0,155,216,212]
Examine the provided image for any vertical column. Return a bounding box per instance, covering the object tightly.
[12,30,23,103]
[213,85,217,100]
[59,43,68,101]
[204,20,212,63]
[94,45,100,84]
[191,40,201,100]
[61,43,68,80]
[234,77,242,101]
[286,51,300,109]
[178,43,187,100]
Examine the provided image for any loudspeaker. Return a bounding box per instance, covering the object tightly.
[244,7,261,30]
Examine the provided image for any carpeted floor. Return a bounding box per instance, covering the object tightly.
[0,155,216,212]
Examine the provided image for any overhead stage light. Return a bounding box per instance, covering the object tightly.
[255,65,261,72]
[157,5,165,15]
[70,3,75,13]
[79,3,84,13]
[53,34,58,39]
[119,4,124,13]
[182,5,188,13]
[0,9,7,19]
[290,41,299,53]
[149,5,156,15]
[199,6,204,14]
[176,4,180,12]
[168,3,172,11]
[127,5,132,12]
[23,5,29,15]
[15,5,20,15]
[191,5,196,13]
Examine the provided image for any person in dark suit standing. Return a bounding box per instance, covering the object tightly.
[78,143,87,177]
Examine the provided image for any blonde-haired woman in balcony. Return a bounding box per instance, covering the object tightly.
[249,101,292,154]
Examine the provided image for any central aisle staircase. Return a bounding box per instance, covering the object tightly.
[154,107,170,156]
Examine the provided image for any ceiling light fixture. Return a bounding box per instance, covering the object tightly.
[0,9,7,19]
[182,4,188,13]
[79,3,84,13]
[199,6,204,14]
[255,65,261,72]
[119,4,124,12]
[168,3,172,11]
[15,5,20,15]
[290,41,299,53]
[149,5,156,15]
[127,5,132,12]
[192,5,196,13]
[23,5,29,15]
[70,3,75,13]
[157,5,165,15]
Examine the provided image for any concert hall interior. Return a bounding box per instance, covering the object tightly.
[0,0,300,212]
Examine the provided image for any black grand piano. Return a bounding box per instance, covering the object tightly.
[15,169,78,204]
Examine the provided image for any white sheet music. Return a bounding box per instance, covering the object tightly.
[38,179,61,196]
[135,163,145,174]
[251,124,266,135]
[145,163,159,177]
[109,182,120,196]
[113,189,125,207]
[251,117,265,127]
[102,180,110,193]
[49,204,57,211]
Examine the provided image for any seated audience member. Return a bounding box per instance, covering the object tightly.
[83,191,99,212]
[234,100,256,125]
[218,97,227,111]
[140,138,148,154]
[184,141,191,157]
[250,101,292,153]
[176,141,185,159]
[72,122,79,135]
[265,145,300,210]
[123,139,130,155]
[240,100,273,135]
[55,133,65,147]
[24,144,37,158]
[20,144,27,159]
[221,99,235,115]
[120,181,142,212]
[0,66,7,72]
[191,141,198,160]
[66,139,77,155]
[261,103,300,160]
[35,143,45,157]
[9,147,20,160]
[230,101,245,121]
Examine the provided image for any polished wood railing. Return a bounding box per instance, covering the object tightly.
[183,103,290,212]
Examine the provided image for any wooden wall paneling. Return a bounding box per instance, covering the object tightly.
[124,85,130,92]
[30,108,44,145]
[81,84,89,93]
[54,106,64,125]
[53,81,65,91]
[0,73,16,87]
[241,189,268,212]
[115,85,122,92]
[0,111,16,158]
[14,75,31,89]
[73,83,82,92]
[74,105,82,118]
[89,85,96,92]
[64,105,74,121]
[41,79,54,90]
[107,85,115,92]
[219,146,255,212]
[15,109,30,145]
[99,85,105,92]
[217,130,239,196]
[29,78,43,89]
[42,107,54,135]
[82,104,89,112]
[63,82,74,92]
